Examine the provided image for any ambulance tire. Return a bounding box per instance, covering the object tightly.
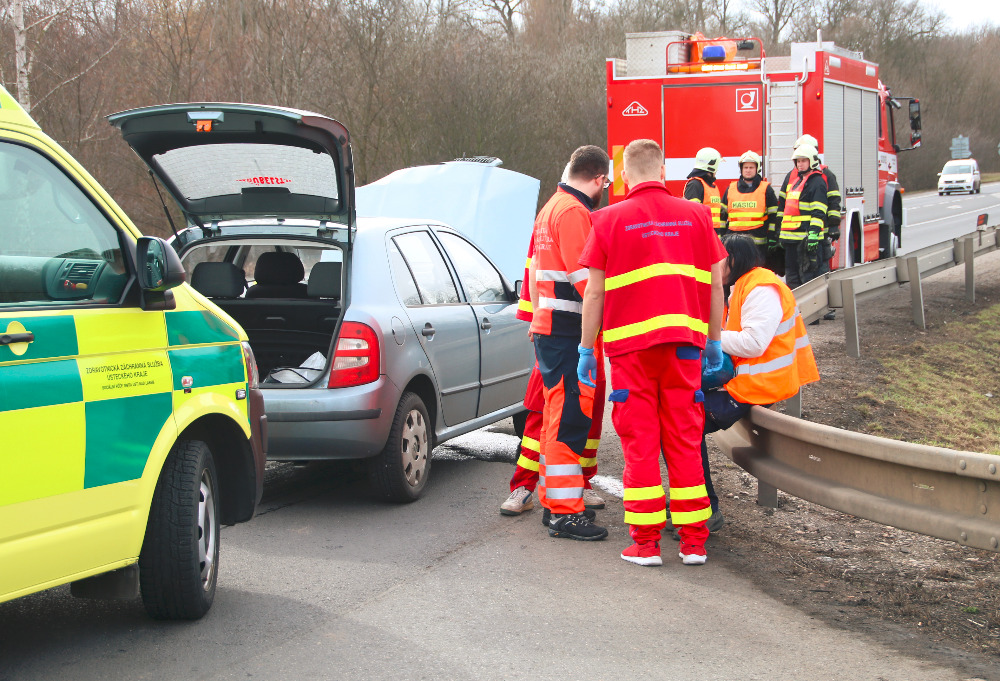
[367,392,431,503]
[139,440,220,620]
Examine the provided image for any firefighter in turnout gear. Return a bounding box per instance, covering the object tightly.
[529,144,611,542]
[777,145,829,287]
[684,147,727,235]
[721,150,778,266]
[578,139,726,567]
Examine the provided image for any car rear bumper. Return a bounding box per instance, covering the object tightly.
[262,376,399,460]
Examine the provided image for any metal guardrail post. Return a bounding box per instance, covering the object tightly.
[906,256,926,330]
[964,236,975,303]
[841,278,860,358]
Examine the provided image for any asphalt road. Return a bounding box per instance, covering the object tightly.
[902,181,1000,253]
[0,426,980,680]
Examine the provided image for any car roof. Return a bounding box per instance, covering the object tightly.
[355,216,451,233]
[943,159,976,165]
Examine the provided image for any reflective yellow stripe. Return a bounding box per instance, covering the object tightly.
[604,313,708,343]
[524,257,531,268]
[585,438,600,450]
[517,299,533,314]
[670,507,713,525]
[516,454,539,471]
[623,484,665,501]
[579,456,597,468]
[605,262,711,291]
[625,509,668,525]
[521,435,539,453]
[669,484,707,500]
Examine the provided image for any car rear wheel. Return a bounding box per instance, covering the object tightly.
[139,440,219,620]
[368,392,431,502]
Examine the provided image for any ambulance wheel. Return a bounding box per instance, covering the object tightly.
[368,392,431,503]
[139,440,219,620]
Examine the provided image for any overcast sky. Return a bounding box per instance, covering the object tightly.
[924,0,1000,31]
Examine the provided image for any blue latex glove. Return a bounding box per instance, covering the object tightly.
[703,339,723,374]
[577,345,597,387]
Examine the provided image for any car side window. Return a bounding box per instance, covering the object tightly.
[437,232,508,303]
[0,141,128,308]
[388,240,422,306]
[393,231,459,304]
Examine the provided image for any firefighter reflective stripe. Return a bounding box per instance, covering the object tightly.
[693,177,723,231]
[781,170,825,239]
[671,507,713,524]
[670,484,708,500]
[727,181,769,231]
[603,313,708,344]
[625,509,668,525]
[538,297,582,313]
[724,268,820,404]
[605,262,712,291]
[623,484,666,501]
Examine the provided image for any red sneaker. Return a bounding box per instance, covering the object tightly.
[679,542,707,566]
[621,541,662,567]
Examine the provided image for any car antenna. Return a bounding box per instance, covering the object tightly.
[148,170,182,242]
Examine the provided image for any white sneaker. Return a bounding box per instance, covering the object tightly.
[500,486,534,516]
[583,488,605,509]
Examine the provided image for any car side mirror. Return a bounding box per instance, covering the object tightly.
[515,279,523,297]
[136,236,184,310]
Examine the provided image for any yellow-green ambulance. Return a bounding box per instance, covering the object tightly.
[0,88,266,619]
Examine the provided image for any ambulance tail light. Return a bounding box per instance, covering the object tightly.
[328,322,380,388]
[242,341,259,389]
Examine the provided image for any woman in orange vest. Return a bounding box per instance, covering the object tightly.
[700,234,821,522]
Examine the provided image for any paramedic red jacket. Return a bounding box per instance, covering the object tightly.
[580,181,726,357]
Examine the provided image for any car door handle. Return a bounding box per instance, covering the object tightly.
[421,324,435,338]
[480,318,492,330]
[0,332,34,345]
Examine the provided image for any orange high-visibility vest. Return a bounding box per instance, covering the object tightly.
[690,177,723,232]
[727,181,769,232]
[780,170,824,239]
[724,267,820,404]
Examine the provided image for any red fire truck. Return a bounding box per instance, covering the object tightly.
[606,31,922,267]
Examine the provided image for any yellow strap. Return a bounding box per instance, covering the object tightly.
[625,509,668,525]
[623,484,665,501]
[605,262,711,291]
[604,313,708,343]
[521,435,540,453]
[516,454,539,472]
[670,507,713,525]
[669,484,708,500]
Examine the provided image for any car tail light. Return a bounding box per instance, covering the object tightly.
[242,341,259,389]
[328,322,380,388]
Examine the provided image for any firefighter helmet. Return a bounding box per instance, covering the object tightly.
[738,150,762,168]
[694,147,722,174]
[795,134,819,149]
[791,144,821,170]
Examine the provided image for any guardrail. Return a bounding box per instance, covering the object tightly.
[715,225,1000,552]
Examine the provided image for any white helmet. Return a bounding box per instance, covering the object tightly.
[795,134,819,149]
[738,150,762,168]
[791,144,821,170]
[694,147,722,174]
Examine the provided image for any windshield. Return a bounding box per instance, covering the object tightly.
[943,165,972,175]
[154,143,339,201]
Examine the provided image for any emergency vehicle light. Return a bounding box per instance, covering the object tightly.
[702,45,727,62]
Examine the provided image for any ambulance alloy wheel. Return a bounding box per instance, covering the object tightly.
[367,391,431,503]
[139,439,220,620]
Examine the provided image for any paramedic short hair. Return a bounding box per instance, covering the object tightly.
[567,145,610,181]
[622,139,663,181]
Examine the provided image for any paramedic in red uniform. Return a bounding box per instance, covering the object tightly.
[578,139,726,566]
[529,145,611,541]
[499,232,607,518]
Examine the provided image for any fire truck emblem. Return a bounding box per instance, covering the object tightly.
[622,101,648,117]
[736,89,758,112]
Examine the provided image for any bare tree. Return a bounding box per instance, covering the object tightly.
[746,0,807,47]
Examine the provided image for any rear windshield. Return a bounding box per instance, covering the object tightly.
[943,165,972,175]
[154,143,339,201]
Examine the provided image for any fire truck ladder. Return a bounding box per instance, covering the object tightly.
[765,81,800,181]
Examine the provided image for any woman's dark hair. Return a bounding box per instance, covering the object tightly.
[722,233,762,286]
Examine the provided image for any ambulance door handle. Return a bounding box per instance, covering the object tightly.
[0,332,33,345]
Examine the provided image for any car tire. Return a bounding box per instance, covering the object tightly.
[938,191,943,196]
[139,440,219,620]
[368,392,431,502]
[512,409,528,441]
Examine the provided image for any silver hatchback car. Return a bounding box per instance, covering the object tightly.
[110,103,534,501]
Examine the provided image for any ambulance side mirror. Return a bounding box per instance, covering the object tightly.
[136,236,184,310]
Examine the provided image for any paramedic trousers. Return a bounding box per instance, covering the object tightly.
[609,342,711,546]
[510,350,605,493]
[534,334,595,515]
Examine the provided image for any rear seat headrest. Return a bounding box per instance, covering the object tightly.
[255,251,305,285]
[191,262,246,298]
[308,262,342,299]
